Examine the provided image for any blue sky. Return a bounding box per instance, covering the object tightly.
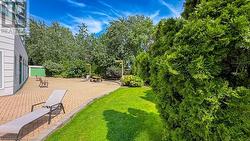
[29,0,185,34]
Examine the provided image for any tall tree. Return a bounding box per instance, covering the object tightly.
[104,15,154,68]
[26,20,76,65]
[75,23,91,62]
[26,19,47,65]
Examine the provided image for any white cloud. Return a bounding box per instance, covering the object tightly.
[149,10,161,24]
[150,10,160,19]
[121,10,159,19]
[98,1,121,17]
[159,0,180,17]
[60,23,80,35]
[60,23,72,29]
[121,11,146,17]
[98,1,113,9]
[82,18,103,33]
[67,14,104,33]
[121,11,133,17]
[102,20,110,25]
[89,11,115,21]
[90,11,108,16]
[67,0,86,7]
[120,10,162,24]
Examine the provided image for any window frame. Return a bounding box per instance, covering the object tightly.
[0,50,4,89]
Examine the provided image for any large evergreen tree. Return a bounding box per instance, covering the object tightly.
[146,0,250,140]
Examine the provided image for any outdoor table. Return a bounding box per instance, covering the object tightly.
[90,76,103,82]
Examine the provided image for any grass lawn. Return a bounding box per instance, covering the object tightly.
[46,87,163,141]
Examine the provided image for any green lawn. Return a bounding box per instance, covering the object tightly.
[46,87,163,141]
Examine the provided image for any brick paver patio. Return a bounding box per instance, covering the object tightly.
[0,77,120,141]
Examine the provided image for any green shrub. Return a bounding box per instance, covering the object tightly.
[62,60,86,78]
[43,60,87,78]
[105,66,122,79]
[134,52,150,84]
[121,75,144,87]
[43,60,63,76]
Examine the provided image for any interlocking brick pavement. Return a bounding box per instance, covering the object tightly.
[0,78,120,141]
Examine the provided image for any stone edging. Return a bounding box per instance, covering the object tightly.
[32,87,120,141]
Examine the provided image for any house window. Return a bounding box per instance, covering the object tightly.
[19,56,23,84]
[22,58,24,81]
[14,55,16,78]
[0,51,4,89]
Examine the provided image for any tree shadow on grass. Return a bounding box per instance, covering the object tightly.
[140,90,157,104]
[103,108,162,141]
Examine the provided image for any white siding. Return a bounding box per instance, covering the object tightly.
[0,5,28,96]
[0,51,3,89]
[14,35,28,92]
[0,34,15,96]
[0,34,28,96]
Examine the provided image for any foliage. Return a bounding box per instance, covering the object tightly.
[43,60,63,76]
[26,21,76,65]
[46,87,163,141]
[26,20,84,77]
[105,66,122,79]
[43,60,86,78]
[90,35,115,75]
[146,0,250,140]
[25,20,47,65]
[121,75,144,87]
[181,0,201,19]
[134,52,150,84]
[26,15,153,78]
[61,60,87,78]
[149,18,184,58]
[104,15,154,69]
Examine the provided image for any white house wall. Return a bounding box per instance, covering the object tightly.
[0,34,15,96]
[0,14,28,96]
[14,35,28,93]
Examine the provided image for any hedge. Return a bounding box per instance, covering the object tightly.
[142,0,250,140]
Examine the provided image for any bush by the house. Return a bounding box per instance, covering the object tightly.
[121,75,144,87]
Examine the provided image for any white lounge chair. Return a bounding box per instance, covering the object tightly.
[0,89,67,141]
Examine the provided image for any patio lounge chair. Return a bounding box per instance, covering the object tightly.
[35,75,40,81]
[0,90,67,141]
[39,77,48,88]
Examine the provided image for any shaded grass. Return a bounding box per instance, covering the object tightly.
[46,87,163,141]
